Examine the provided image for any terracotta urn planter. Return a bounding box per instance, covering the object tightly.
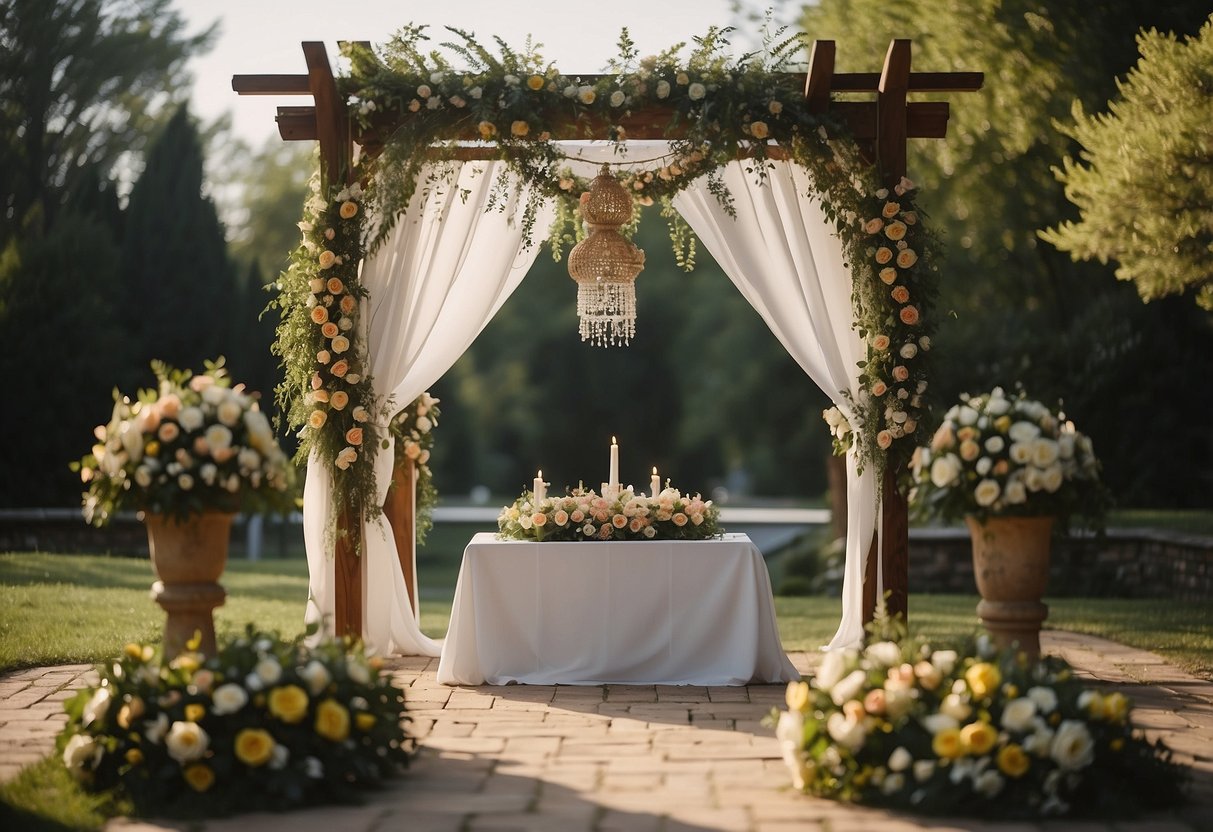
[144,512,236,658]
[965,515,1055,658]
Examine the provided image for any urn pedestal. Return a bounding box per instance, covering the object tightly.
[965,515,1054,658]
[144,512,235,658]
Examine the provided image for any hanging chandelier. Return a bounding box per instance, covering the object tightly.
[567,165,645,347]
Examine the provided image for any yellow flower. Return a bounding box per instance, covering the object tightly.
[318,250,336,269]
[477,120,496,139]
[315,699,350,742]
[234,728,275,767]
[184,703,206,723]
[527,74,545,90]
[183,763,215,792]
[268,685,309,724]
[997,743,1030,777]
[125,748,144,766]
[965,663,1001,698]
[932,728,964,759]
[123,643,145,660]
[355,712,376,732]
[172,653,200,673]
[1102,692,1129,722]
[339,200,358,219]
[511,120,530,138]
[785,681,811,713]
[960,721,997,755]
[145,440,160,457]
[749,120,769,140]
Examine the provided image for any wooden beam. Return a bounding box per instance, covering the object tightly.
[876,39,912,185]
[831,71,983,93]
[232,74,310,95]
[333,506,362,639]
[301,42,351,187]
[804,40,836,114]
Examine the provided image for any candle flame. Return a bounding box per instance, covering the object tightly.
[538,470,542,478]
[652,466,658,475]
[612,436,617,445]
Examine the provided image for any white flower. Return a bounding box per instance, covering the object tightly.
[957,405,979,426]
[1009,421,1041,443]
[416,84,431,98]
[82,687,111,726]
[300,660,332,695]
[1030,438,1060,467]
[930,649,958,675]
[1005,479,1028,504]
[984,435,1005,454]
[899,343,918,359]
[469,86,483,99]
[888,746,912,772]
[255,657,282,685]
[165,721,210,763]
[345,657,371,685]
[609,90,625,107]
[143,712,169,744]
[920,713,959,734]
[656,80,670,98]
[1050,720,1095,771]
[211,683,249,715]
[974,479,1001,506]
[563,84,578,98]
[939,693,971,721]
[1024,723,1055,757]
[881,772,905,795]
[305,756,324,779]
[830,669,868,706]
[975,457,992,476]
[1001,697,1038,732]
[205,424,232,453]
[930,455,962,488]
[416,415,433,433]
[1040,464,1064,493]
[217,398,243,427]
[63,734,102,777]
[1027,686,1058,713]
[775,709,803,746]
[913,759,935,782]
[688,82,706,100]
[974,769,1005,797]
[269,743,290,770]
[177,473,194,491]
[178,406,204,432]
[814,649,851,692]
[864,641,901,668]
[826,711,867,752]
[429,71,444,83]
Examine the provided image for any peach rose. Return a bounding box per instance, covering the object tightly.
[327,277,344,294]
[899,305,920,325]
[873,334,891,351]
[891,286,910,304]
[897,249,919,269]
[881,201,900,218]
[511,120,530,137]
[340,295,356,314]
[672,513,688,527]
[875,246,893,264]
[312,390,329,403]
[330,360,349,378]
[310,306,329,324]
[749,120,769,139]
[628,517,645,533]
[879,267,897,285]
[893,365,910,382]
[527,74,545,90]
[345,427,362,445]
[339,201,358,219]
[477,120,496,139]
[316,349,331,364]
[330,391,349,410]
[872,380,888,397]
[877,430,894,449]
[612,514,628,528]
[321,322,339,338]
[864,218,884,234]
[532,512,547,527]
[885,221,907,241]
[331,335,350,354]
[318,250,336,269]
[309,410,327,429]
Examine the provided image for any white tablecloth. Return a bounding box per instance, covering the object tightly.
[437,533,799,686]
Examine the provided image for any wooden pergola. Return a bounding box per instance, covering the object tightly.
[234,38,983,639]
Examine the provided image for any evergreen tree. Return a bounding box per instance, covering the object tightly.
[118,106,238,389]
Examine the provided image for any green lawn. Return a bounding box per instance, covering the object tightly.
[2,551,1210,678]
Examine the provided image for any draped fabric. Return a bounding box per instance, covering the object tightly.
[303,161,556,655]
[672,161,877,650]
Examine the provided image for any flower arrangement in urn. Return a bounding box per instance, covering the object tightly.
[74,358,294,526]
[909,387,1106,529]
[765,616,1184,819]
[58,626,410,816]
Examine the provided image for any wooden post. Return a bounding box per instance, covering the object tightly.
[383,460,419,617]
[333,506,362,639]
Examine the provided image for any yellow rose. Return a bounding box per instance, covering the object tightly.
[997,743,1030,778]
[355,712,376,732]
[184,703,206,723]
[749,120,769,140]
[932,728,964,759]
[960,721,997,755]
[125,748,144,765]
[785,681,811,713]
[965,663,1001,699]
[124,643,145,660]
[183,763,215,792]
[234,728,275,767]
[527,74,545,90]
[339,200,358,219]
[318,250,336,269]
[315,699,350,742]
[268,684,309,724]
[1102,692,1129,722]
[511,120,530,138]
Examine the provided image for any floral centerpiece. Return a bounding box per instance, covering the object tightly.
[909,387,1106,529]
[74,359,293,526]
[498,485,721,542]
[766,617,1184,818]
[59,627,410,816]
[391,391,441,544]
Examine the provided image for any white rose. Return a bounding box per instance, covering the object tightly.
[775,709,804,746]
[1024,466,1045,492]
[930,455,962,488]
[82,687,111,726]
[1024,722,1055,756]
[1027,686,1058,713]
[416,415,433,433]
[134,467,153,487]
[913,759,936,782]
[957,405,979,426]
[300,660,331,695]
[1050,720,1094,771]
[985,394,1010,416]
[1009,442,1033,465]
[814,649,852,691]
[826,711,867,752]
[1000,697,1037,732]
[688,82,706,100]
[205,424,233,453]
[202,385,226,406]
[270,743,290,770]
[939,693,971,721]
[1004,479,1028,504]
[211,683,249,715]
[974,769,1005,797]
[200,463,217,485]
[1040,464,1064,493]
[1058,434,1076,460]
[920,713,959,734]
[864,641,902,668]
[974,479,1001,507]
[656,79,670,98]
[143,712,169,744]
[830,669,868,705]
[346,657,371,685]
[888,746,912,772]
[237,448,261,471]
[984,435,1005,454]
[165,721,210,763]
[880,772,905,795]
[178,407,204,432]
[1030,438,1060,467]
[305,756,325,779]
[1009,421,1041,443]
[975,457,992,476]
[609,90,625,107]
[62,733,102,776]
[217,398,243,427]
[255,657,282,685]
[177,473,194,491]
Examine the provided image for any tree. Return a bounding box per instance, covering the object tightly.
[1041,18,1213,310]
[0,0,212,244]
[117,106,238,389]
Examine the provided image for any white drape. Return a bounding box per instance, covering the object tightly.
[303,161,556,655]
[673,161,877,650]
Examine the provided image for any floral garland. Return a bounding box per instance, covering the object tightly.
[498,485,721,542]
[273,173,384,535]
[765,617,1184,818]
[58,627,409,816]
[391,392,441,545]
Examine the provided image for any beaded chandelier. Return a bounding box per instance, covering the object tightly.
[567,165,645,347]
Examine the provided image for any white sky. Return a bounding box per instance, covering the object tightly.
[178,0,776,147]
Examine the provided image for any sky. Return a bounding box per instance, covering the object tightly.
[178,0,776,148]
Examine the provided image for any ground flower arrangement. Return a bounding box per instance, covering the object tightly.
[58,627,410,816]
[498,486,720,542]
[767,618,1184,819]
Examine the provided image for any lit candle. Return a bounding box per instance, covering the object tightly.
[609,436,619,496]
[651,467,662,498]
[533,470,546,502]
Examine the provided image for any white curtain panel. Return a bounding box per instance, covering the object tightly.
[673,161,878,650]
[303,161,556,656]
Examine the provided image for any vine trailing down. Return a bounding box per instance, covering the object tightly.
[273,22,940,537]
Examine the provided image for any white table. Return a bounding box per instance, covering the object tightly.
[437,533,799,686]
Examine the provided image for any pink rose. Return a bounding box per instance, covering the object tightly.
[330,360,349,378]
[873,334,891,351]
[877,430,893,449]
[340,295,356,314]
[899,306,920,325]
[345,427,363,445]
[893,365,910,382]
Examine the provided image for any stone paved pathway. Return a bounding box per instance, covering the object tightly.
[2,632,1210,831]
